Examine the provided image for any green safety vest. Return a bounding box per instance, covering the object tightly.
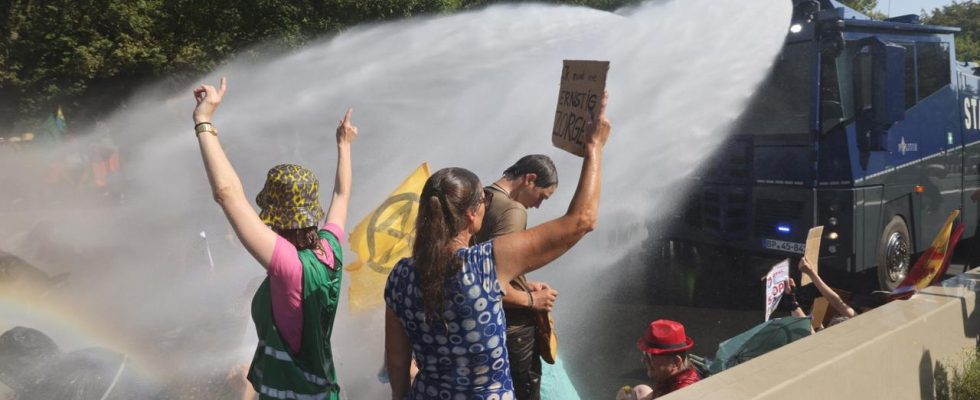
[247,230,343,400]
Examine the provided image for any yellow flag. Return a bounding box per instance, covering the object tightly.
[901,209,960,290]
[347,163,430,310]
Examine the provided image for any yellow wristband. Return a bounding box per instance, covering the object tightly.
[195,122,217,136]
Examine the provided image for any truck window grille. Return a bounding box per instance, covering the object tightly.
[700,189,750,236]
[753,200,805,237]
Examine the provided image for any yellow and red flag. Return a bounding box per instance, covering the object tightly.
[346,163,430,311]
[896,210,964,292]
[930,223,966,286]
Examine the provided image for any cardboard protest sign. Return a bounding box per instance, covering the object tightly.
[552,60,609,157]
[810,297,830,330]
[764,259,791,321]
[800,226,824,286]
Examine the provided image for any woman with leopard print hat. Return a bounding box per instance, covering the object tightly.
[192,77,356,400]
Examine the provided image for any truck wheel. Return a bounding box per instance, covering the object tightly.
[877,216,912,291]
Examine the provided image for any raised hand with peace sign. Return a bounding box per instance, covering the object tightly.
[193,77,227,125]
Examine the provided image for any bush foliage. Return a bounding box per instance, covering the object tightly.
[0,0,977,130]
[923,1,980,64]
[0,1,652,127]
[950,348,980,400]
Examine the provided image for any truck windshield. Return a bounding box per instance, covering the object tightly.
[735,42,812,135]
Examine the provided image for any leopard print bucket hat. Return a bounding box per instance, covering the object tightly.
[256,164,325,230]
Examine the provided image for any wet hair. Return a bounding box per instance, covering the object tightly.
[275,227,326,256]
[502,154,558,187]
[413,168,483,320]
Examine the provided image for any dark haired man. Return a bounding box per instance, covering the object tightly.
[474,154,559,400]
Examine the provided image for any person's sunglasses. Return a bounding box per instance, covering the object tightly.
[641,352,670,363]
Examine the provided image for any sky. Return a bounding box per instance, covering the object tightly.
[874,0,960,17]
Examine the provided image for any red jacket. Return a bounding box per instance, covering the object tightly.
[654,367,701,397]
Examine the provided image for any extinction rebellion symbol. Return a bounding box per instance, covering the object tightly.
[363,192,419,274]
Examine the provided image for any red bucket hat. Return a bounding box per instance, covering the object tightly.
[637,319,694,355]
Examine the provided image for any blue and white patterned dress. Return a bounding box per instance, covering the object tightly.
[384,241,515,400]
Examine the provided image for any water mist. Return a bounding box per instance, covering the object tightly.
[0,1,791,398]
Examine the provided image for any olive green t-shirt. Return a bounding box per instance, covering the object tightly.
[475,185,526,242]
[474,184,535,328]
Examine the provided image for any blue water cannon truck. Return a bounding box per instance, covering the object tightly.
[666,0,980,290]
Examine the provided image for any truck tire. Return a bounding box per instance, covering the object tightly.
[877,216,912,291]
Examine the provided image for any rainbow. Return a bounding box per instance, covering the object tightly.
[0,288,166,381]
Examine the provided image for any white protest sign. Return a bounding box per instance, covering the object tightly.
[552,60,609,157]
[764,259,791,321]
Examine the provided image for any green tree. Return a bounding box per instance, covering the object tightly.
[458,0,642,11]
[1,0,168,125]
[923,1,980,63]
[0,0,458,129]
[0,0,648,129]
[839,0,887,20]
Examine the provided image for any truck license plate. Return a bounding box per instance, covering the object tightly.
[763,238,805,254]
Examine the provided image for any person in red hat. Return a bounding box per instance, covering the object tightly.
[631,319,701,398]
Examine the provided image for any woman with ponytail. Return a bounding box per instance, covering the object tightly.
[385,93,612,400]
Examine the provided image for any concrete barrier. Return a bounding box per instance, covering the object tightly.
[665,270,980,400]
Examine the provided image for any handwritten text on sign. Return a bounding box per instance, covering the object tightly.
[764,259,791,321]
[552,60,609,157]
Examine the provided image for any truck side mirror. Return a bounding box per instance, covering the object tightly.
[851,37,906,151]
[873,42,906,126]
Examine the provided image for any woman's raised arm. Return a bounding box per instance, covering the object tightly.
[194,77,278,268]
[799,258,856,318]
[325,108,357,230]
[493,93,611,285]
